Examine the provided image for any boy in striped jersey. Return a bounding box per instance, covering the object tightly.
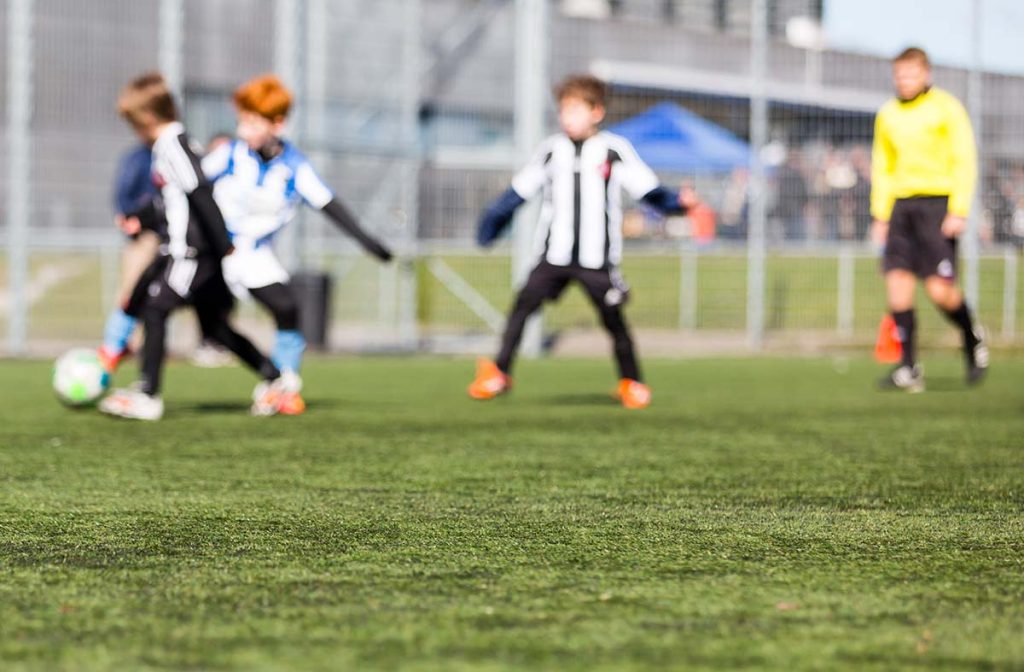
[468,75,697,409]
[100,73,284,421]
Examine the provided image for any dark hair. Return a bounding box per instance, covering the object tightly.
[553,74,607,108]
[893,47,931,69]
[117,72,178,125]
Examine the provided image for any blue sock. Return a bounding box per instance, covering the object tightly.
[271,329,306,373]
[102,308,137,354]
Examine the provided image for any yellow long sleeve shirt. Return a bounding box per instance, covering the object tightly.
[870,86,978,221]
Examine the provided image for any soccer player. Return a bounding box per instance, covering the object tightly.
[200,75,393,415]
[99,72,285,421]
[467,74,697,409]
[871,47,989,392]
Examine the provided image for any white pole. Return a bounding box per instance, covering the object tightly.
[747,0,769,350]
[398,0,423,349]
[158,0,184,98]
[304,0,329,271]
[513,0,548,359]
[1003,248,1017,341]
[274,0,305,272]
[837,245,855,338]
[964,0,983,310]
[679,244,698,330]
[6,0,34,356]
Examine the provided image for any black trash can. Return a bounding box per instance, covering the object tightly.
[290,272,333,350]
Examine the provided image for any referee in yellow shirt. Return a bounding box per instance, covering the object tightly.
[871,47,989,392]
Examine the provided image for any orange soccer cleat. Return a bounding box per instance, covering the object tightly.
[278,391,306,416]
[467,358,511,400]
[617,378,652,410]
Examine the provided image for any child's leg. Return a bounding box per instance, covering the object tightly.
[102,255,168,357]
[579,268,641,382]
[249,283,304,375]
[139,301,174,397]
[495,263,567,374]
[194,277,280,382]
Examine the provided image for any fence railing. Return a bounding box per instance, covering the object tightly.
[3,231,1020,358]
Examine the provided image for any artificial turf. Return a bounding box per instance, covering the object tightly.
[1,355,1022,670]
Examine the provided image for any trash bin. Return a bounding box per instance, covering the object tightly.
[290,272,333,349]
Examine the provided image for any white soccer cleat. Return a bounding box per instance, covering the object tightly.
[879,364,925,393]
[99,388,165,421]
[251,378,287,417]
[966,326,989,386]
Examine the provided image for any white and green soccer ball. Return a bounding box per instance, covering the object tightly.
[53,348,110,407]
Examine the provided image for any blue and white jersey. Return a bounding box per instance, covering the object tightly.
[201,139,334,247]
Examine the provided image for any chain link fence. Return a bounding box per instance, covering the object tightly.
[3,0,1023,359]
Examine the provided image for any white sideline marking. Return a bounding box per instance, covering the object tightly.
[0,263,86,315]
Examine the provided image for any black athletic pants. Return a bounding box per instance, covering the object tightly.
[249,283,300,331]
[496,261,641,381]
[138,256,279,396]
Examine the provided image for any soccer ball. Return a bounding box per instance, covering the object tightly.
[53,348,110,407]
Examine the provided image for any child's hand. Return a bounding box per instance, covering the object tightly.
[116,215,141,236]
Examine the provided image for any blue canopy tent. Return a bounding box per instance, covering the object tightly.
[608,102,751,174]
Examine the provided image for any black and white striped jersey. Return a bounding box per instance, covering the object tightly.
[151,122,232,260]
[511,131,661,270]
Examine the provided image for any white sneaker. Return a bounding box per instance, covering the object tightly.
[280,370,303,393]
[99,388,164,421]
[879,364,925,393]
[251,378,286,416]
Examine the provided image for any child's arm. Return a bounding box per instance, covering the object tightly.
[612,137,697,215]
[293,161,392,262]
[477,188,525,247]
[321,198,393,262]
[476,139,552,247]
[166,134,233,258]
[200,141,234,184]
[640,184,699,215]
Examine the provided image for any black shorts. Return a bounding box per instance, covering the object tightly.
[145,256,234,316]
[524,261,630,308]
[883,196,958,280]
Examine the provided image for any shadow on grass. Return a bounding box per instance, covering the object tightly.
[526,393,620,407]
[920,376,972,393]
[176,399,346,414]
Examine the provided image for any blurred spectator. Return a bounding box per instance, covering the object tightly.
[719,167,748,240]
[772,150,809,241]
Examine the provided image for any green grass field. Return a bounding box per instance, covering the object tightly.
[2,355,1023,671]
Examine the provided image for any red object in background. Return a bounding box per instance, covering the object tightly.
[689,203,716,244]
[874,314,902,363]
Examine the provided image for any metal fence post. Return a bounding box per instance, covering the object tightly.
[679,244,698,330]
[837,245,855,338]
[513,0,548,359]
[1004,247,1018,341]
[158,0,184,98]
[304,0,329,272]
[746,0,769,350]
[274,0,307,273]
[6,0,34,357]
[964,0,983,310]
[398,0,423,349]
